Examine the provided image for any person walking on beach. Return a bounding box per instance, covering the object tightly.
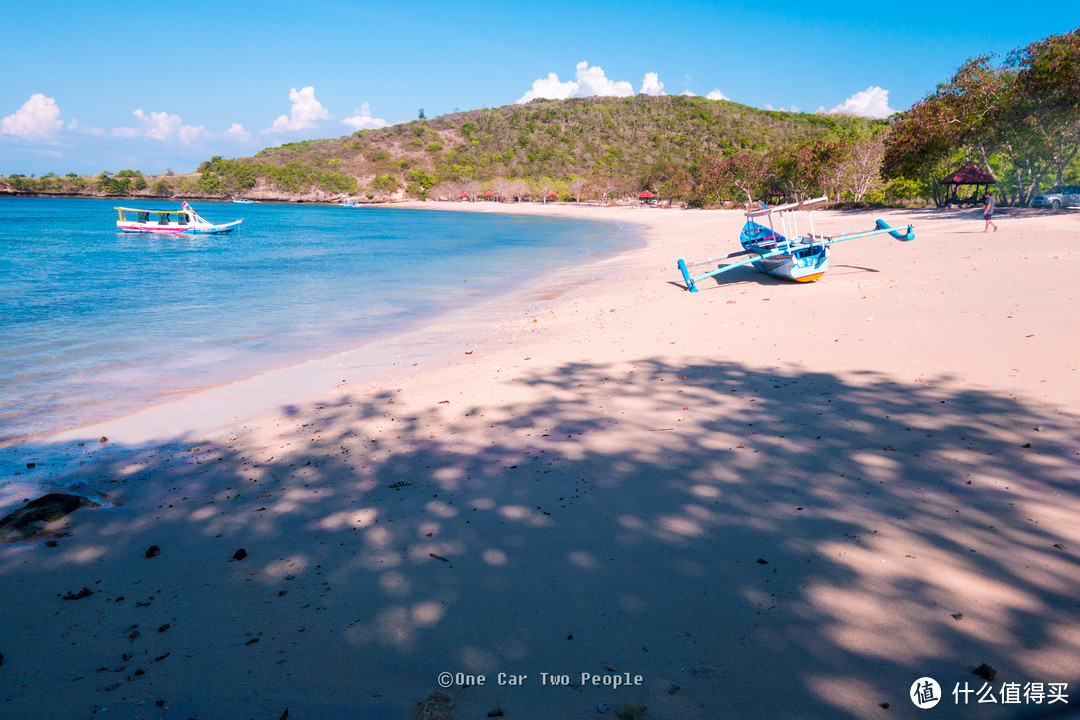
[983,193,998,232]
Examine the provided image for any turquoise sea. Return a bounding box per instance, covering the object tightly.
[0,197,636,444]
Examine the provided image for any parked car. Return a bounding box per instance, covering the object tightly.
[1031,185,1080,209]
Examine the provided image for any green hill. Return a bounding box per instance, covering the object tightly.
[3,95,885,205]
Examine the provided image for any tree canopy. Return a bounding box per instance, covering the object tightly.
[883,29,1080,206]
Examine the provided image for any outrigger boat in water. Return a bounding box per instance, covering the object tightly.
[677,196,914,292]
[115,202,243,235]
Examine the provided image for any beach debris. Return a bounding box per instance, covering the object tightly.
[25,462,35,469]
[668,681,680,694]
[951,613,964,621]
[0,493,101,543]
[1,652,4,666]
[487,709,504,717]
[100,436,108,443]
[233,548,248,561]
[429,553,449,562]
[880,702,891,709]
[597,704,612,714]
[62,587,94,600]
[157,623,171,633]
[1053,543,1066,550]
[972,663,997,681]
[390,480,414,489]
[278,710,289,720]
[615,700,647,720]
[145,545,161,558]
[415,691,453,720]
[757,558,769,565]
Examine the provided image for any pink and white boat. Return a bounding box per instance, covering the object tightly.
[115,202,243,234]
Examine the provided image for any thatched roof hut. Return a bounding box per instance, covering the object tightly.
[941,163,998,205]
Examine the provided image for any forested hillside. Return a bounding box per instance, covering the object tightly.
[2,95,891,206]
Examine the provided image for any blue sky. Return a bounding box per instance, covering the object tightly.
[1,1,1074,176]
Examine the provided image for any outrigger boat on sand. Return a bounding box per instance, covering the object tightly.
[678,196,914,292]
[115,202,243,235]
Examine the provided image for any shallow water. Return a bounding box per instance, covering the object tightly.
[0,198,636,443]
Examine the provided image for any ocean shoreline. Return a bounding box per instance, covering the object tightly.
[1,200,643,455]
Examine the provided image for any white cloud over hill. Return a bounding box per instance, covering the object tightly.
[517,62,676,103]
[1,94,63,140]
[342,102,387,130]
[112,109,205,145]
[821,86,895,118]
[265,86,329,133]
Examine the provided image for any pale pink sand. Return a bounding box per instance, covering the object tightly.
[1,203,1078,720]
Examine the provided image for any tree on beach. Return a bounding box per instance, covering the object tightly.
[1008,30,1080,186]
[883,29,1080,206]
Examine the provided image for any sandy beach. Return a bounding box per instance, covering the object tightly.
[2,201,1078,720]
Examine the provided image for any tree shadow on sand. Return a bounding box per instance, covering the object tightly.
[2,359,1078,720]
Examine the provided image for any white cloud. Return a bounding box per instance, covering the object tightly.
[823,86,895,118]
[640,72,665,96]
[766,103,800,113]
[706,89,728,101]
[681,89,697,97]
[342,102,387,130]
[112,109,205,145]
[575,62,633,97]
[265,86,328,133]
[518,72,579,103]
[517,61,633,104]
[226,123,252,143]
[1,93,64,140]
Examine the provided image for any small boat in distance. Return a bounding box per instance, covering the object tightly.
[232,198,254,204]
[115,202,243,234]
[677,197,914,291]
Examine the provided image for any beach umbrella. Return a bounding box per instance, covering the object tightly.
[638,190,655,198]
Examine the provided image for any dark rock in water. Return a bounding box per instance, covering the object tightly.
[1,651,4,666]
[145,545,161,558]
[972,663,997,681]
[487,710,504,718]
[0,493,101,543]
[232,548,247,561]
[415,691,453,720]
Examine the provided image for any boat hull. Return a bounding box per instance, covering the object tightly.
[741,219,829,282]
[116,219,242,235]
[752,247,829,282]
